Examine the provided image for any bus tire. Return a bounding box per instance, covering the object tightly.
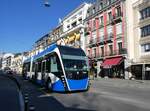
[46,79,52,92]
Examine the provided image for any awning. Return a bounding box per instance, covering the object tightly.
[101,56,124,68]
[75,33,80,41]
[64,38,68,44]
[68,35,75,43]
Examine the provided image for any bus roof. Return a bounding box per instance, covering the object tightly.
[33,43,57,60]
[57,45,86,56]
[24,44,86,62]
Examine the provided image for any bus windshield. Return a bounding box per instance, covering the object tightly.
[62,55,88,71]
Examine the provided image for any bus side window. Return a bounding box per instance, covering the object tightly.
[27,62,30,72]
[46,58,50,73]
[35,62,38,72]
[32,62,35,72]
[51,56,58,72]
[38,61,42,72]
[42,61,46,72]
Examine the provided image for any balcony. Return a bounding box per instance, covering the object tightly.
[111,13,122,25]
[113,48,127,56]
[139,35,150,45]
[84,27,91,36]
[87,35,113,48]
[89,53,104,60]
[139,17,150,27]
[87,38,97,48]
[104,51,114,57]
[99,23,104,28]
[60,23,84,38]
[104,33,113,43]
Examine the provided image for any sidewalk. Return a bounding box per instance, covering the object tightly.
[91,77,150,89]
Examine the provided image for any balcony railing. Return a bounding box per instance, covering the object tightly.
[111,13,123,25]
[88,48,127,59]
[84,27,91,36]
[88,53,104,59]
[87,34,113,47]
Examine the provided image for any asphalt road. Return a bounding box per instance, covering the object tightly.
[51,79,150,111]
[0,74,20,111]
[1,73,150,111]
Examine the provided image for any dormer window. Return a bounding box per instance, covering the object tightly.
[99,2,103,10]
[92,7,96,14]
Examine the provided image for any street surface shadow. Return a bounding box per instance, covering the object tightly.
[19,79,96,111]
[37,95,96,111]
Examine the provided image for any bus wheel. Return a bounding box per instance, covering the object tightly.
[46,79,52,92]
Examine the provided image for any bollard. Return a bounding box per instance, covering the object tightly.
[24,93,29,111]
[24,100,28,111]
[29,105,35,111]
[24,93,29,97]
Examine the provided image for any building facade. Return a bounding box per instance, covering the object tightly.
[59,3,91,50]
[85,0,127,78]
[2,53,14,70]
[0,53,4,69]
[126,0,150,80]
[11,53,24,74]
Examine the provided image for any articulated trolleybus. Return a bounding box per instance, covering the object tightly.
[23,44,89,92]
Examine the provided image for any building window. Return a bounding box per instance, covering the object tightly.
[116,6,122,17]
[101,47,104,57]
[141,24,150,37]
[99,2,103,10]
[142,43,150,52]
[109,45,113,55]
[88,50,90,57]
[94,48,96,58]
[118,42,122,54]
[108,0,111,5]
[140,7,150,20]
[67,25,70,29]
[92,7,96,14]
[71,21,77,28]
[108,12,112,22]
[99,16,104,26]
[93,19,96,30]
[78,18,82,23]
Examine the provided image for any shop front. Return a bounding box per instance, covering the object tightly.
[100,56,125,78]
[131,64,150,80]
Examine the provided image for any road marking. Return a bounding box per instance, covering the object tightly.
[99,91,150,110]
[38,93,52,98]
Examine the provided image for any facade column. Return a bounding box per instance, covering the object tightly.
[103,12,108,56]
[96,17,100,58]
[142,63,145,80]
[89,19,93,58]
[121,1,125,49]
[96,17,100,75]
[112,7,117,52]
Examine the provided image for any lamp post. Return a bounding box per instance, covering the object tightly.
[44,0,50,7]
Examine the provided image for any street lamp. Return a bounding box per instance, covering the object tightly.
[44,0,50,7]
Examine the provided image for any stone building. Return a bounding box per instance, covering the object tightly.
[85,0,127,78]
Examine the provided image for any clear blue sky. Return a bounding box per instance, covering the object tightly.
[0,0,92,53]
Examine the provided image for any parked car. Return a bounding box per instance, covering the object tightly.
[4,67,14,75]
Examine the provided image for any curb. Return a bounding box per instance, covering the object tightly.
[1,74,25,111]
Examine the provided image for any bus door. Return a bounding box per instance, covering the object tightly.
[50,54,68,91]
[34,62,38,81]
[41,60,46,80]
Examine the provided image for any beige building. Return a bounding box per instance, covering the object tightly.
[59,3,91,50]
[126,0,150,80]
[2,53,14,70]
[11,53,23,74]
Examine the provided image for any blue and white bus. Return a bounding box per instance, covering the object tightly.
[22,44,89,92]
